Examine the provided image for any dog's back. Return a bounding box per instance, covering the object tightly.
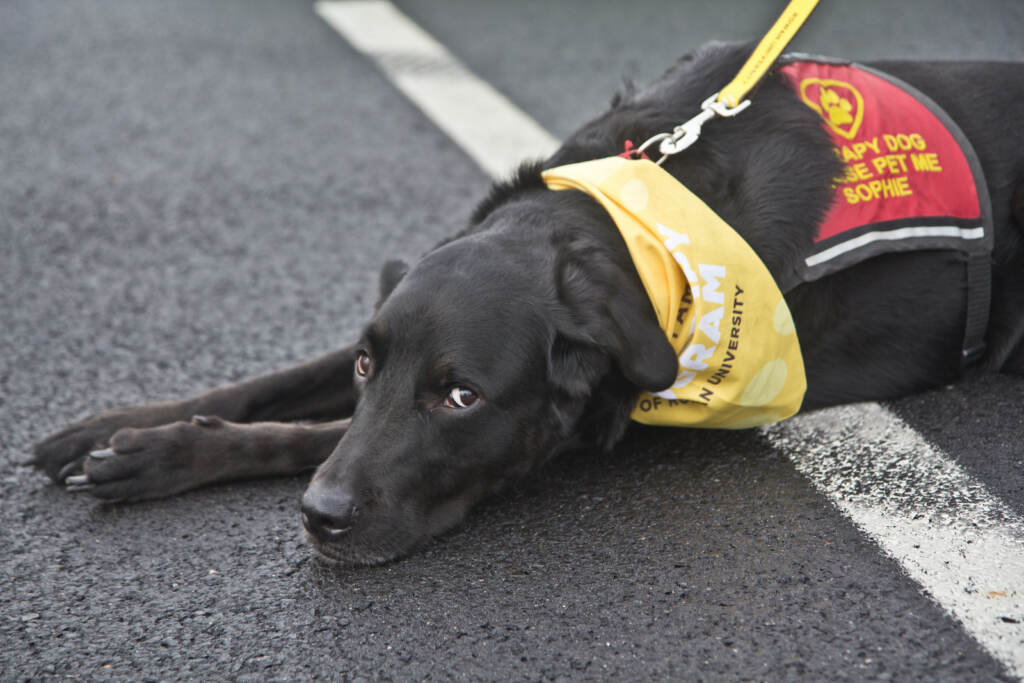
[540,44,1024,400]
[853,58,1024,373]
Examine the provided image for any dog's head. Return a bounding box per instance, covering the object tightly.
[302,185,677,564]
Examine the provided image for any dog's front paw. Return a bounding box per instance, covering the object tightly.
[61,417,227,502]
[32,409,143,483]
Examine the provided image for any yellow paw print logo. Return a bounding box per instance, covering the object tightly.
[820,86,854,127]
[798,78,864,140]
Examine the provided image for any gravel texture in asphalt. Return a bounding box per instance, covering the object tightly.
[3,0,1022,679]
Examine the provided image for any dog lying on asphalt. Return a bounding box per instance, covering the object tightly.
[32,43,1024,564]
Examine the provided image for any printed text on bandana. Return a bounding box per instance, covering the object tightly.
[637,223,739,409]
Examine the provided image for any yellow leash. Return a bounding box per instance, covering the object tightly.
[637,0,819,163]
[718,0,819,107]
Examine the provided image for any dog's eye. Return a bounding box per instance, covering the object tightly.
[443,386,479,409]
[355,351,373,377]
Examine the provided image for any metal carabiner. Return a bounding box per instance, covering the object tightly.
[703,92,752,119]
[657,107,718,161]
[634,132,671,159]
[641,91,752,165]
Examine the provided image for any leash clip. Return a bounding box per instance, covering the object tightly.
[637,92,752,165]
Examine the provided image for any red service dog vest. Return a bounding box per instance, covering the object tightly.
[778,57,993,365]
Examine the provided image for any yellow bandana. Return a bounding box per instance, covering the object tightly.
[542,157,805,429]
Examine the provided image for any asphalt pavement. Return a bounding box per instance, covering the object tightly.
[2,0,1023,679]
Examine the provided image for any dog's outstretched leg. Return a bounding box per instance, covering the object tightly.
[31,346,358,483]
[63,418,351,502]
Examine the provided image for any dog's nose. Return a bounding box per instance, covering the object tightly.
[301,483,357,543]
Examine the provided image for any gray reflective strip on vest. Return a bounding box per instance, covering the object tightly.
[805,225,986,268]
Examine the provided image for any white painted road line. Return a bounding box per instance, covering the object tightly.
[314,0,559,180]
[765,404,1024,678]
[316,2,1024,677]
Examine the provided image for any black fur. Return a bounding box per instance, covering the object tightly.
[32,43,1024,565]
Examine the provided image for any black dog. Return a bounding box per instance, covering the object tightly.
[32,43,1024,564]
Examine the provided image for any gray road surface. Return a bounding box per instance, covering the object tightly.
[2,0,1023,679]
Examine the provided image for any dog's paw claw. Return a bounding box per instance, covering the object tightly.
[64,473,95,492]
[88,448,117,460]
[190,415,222,428]
[57,456,87,481]
[33,413,128,481]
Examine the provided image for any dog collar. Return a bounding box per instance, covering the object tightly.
[543,157,806,429]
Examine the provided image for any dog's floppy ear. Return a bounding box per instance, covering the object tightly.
[554,257,677,393]
[607,294,679,391]
[375,259,409,310]
[546,256,677,448]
